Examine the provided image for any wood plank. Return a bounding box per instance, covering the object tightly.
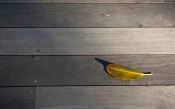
[36,86,175,109]
[0,101,35,109]
[1,28,175,55]
[0,0,173,3]
[0,87,35,109]
[0,4,174,27]
[0,55,175,86]
[0,87,35,100]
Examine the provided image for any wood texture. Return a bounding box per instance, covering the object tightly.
[36,86,175,109]
[0,4,174,27]
[0,0,174,3]
[0,87,35,109]
[0,55,175,86]
[0,2,174,109]
[0,87,35,100]
[1,28,175,55]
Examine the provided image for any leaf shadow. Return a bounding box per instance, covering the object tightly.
[95,58,113,74]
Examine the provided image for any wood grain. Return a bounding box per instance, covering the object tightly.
[0,87,35,109]
[0,4,174,27]
[0,0,173,3]
[0,87,35,100]
[0,55,175,86]
[1,28,175,55]
[36,86,175,109]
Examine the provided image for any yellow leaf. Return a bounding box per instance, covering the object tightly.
[106,64,153,80]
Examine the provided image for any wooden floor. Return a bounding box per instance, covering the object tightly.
[0,0,175,109]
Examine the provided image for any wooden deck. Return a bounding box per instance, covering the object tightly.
[0,1,175,109]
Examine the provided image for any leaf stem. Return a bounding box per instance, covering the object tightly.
[143,72,153,75]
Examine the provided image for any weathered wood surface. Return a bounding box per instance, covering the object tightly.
[0,55,175,86]
[0,1,174,109]
[0,87,35,109]
[0,0,174,3]
[36,86,175,109]
[0,87,35,100]
[0,4,174,27]
[1,28,175,55]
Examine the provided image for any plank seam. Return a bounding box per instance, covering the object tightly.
[0,2,175,4]
[1,85,175,87]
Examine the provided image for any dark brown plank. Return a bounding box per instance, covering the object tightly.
[0,55,175,86]
[36,86,175,109]
[0,0,173,3]
[0,87,35,109]
[1,28,175,55]
[0,4,174,27]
